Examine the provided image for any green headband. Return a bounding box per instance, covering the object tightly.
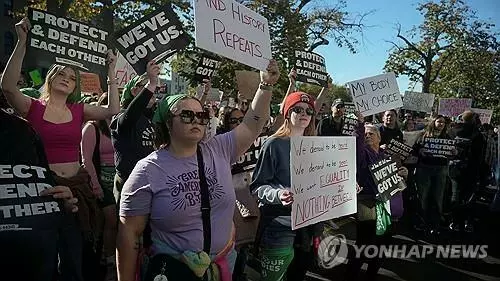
[121,75,144,104]
[152,94,188,124]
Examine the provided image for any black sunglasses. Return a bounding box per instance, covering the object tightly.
[229,117,244,125]
[174,110,210,125]
[291,106,315,116]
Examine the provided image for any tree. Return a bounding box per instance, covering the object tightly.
[384,0,498,95]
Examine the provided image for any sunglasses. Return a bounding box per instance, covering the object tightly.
[229,117,244,125]
[291,106,315,116]
[174,110,210,125]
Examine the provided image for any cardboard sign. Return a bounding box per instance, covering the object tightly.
[235,70,260,99]
[347,72,402,116]
[386,139,413,161]
[115,52,137,88]
[115,5,189,75]
[28,69,43,86]
[438,98,472,117]
[341,117,358,136]
[232,133,270,174]
[80,72,102,93]
[422,137,456,157]
[194,54,221,82]
[402,91,435,113]
[294,51,328,87]
[26,8,110,76]
[471,108,493,124]
[369,158,405,202]
[291,136,357,230]
[403,130,422,147]
[194,0,271,71]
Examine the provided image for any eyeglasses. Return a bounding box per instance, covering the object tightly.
[291,106,315,116]
[174,110,210,125]
[229,117,244,125]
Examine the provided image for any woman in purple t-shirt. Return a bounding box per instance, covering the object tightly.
[116,60,280,281]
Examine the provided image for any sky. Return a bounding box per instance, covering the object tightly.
[315,0,500,92]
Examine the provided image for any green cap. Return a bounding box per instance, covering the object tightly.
[153,94,188,124]
[20,88,41,99]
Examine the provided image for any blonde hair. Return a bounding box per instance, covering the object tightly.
[39,65,81,103]
[272,117,316,138]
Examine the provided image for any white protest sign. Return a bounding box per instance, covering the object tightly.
[196,86,222,101]
[403,130,423,147]
[402,91,435,113]
[471,108,493,124]
[438,98,472,117]
[194,0,271,71]
[115,52,137,88]
[347,72,402,116]
[290,136,357,230]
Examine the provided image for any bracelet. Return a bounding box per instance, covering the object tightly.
[259,82,273,91]
[260,82,274,87]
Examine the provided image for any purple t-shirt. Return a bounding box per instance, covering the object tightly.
[120,131,237,255]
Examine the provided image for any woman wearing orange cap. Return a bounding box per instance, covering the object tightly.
[250,92,316,281]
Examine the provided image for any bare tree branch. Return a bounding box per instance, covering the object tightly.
[296,0,313,13]
[396,24,427,59]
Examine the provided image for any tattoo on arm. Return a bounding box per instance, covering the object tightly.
[133,240,140,250]
[252,115,261,121]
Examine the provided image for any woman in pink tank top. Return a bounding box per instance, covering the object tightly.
[1,17,120,280]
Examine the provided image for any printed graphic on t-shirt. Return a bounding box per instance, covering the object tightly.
[141,126,155,148]
[0,164,62,231]
[166,167,224,211]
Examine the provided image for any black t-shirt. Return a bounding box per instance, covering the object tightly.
[110,88,155,180]
[0,109,64,281]
[317,115,345,136]
[379,125,403,146]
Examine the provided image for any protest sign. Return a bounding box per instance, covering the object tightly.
[80,72,102,93]
[344,102,357,117]
[369,158,405,202]
[438,98,472,117]
[422,137,456,157]
[386,139,413,161]
[341,117,358,136]
[115,5,189,75]
[291,136,357,230]
[235,70,260,99]
[194,0,271,71]
[196,86,222,101]
[294,51,328,87]
[115,52,137,88]
[26,8,110,76]
[232,133,270,174]
[402,91,435,113]
[347,72,402,116]
[471,108,493,124]
[403,130,423,147]
[194,54,221,82]
[28,69,43,86]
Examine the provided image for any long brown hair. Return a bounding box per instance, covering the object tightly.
[272,111,316,138]
[423,115,448,138]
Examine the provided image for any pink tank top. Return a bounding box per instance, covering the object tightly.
[27,99,84,164]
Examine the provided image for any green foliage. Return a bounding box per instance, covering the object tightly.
[384,0,499,123]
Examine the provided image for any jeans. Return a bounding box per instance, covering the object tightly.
[416,164,448,228]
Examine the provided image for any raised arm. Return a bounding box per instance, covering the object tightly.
[115,61,159,131]
[233,60,280,157]
[195,79,211,104]
[84,50,120,121]
[280,68,296,114]
[0,18,32,117]
[314,77,332,112]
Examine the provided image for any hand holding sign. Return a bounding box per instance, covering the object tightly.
[106,49,117,73]
[260,59,280,85]
[40,185,79,213]
[279,189,294,206]
[201,79,212,95]
[288,68,297,83]
[146,60,160,87]
[15,17,31,43]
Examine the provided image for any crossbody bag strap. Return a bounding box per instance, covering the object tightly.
[196,145,211,254]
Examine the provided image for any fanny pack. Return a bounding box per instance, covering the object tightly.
[144,146,232,281]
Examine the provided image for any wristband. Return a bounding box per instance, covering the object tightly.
[259,82,273,91]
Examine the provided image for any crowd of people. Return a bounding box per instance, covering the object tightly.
[1,17,499,281]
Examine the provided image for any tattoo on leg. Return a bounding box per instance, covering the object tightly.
[252,115,261,121]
